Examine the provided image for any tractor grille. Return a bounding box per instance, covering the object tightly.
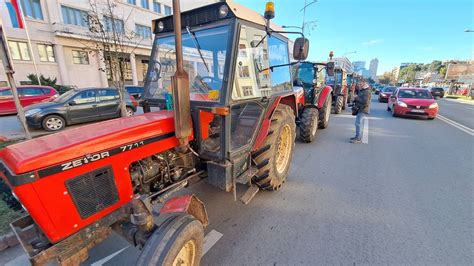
[65,166,118,219]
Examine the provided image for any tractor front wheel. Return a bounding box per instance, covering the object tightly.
[299,108,319,143]
[252,104,296,191]
[334,95,344,114]
[319,96,331,129]
[136,214,204,266]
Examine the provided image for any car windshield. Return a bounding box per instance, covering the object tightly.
[398,89,432,99]
[54,89,77,102]
[144,25,230,102]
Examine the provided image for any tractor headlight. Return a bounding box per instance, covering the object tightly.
[218,4,229,18]
[25,108,41,116]
[397,100,407,107]
[157,21,164,32]
[429,102,438,109]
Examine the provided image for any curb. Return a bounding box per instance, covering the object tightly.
[0,232,19,252]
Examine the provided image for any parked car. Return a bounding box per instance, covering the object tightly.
[430,87,445,98]
[378,86,396,102]
[0,85,58,115]
[24,87,138,131]
[387,88,438,120]
[125,85,144,99]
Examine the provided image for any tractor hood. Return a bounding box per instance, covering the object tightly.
[0,111,188,178]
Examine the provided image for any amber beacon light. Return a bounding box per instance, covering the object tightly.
[264,2,275,20]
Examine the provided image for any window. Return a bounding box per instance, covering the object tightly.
[104,16,125,34]
[268,35,291,93]
[73,90,96,104]
[141,0,149,9]
[231,25,270,100]
[8,41,31,61]
[72,50,89,64]
[127,0,136,5]
[20,0,43,20]
[0,90,12,96]
[18,87,44,96]
[135,24,152,39]
[37,44,55,62]
[61,6,89,27]
[164,5,172,15]
[153,1,161,13]
[99,89,119,101]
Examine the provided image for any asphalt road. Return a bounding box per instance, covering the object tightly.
[1,96,473,265]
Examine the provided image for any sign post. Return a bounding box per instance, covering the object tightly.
[0,25,32,139]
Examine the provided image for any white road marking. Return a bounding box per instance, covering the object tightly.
[203,229,223,255]
[90,247,128,266]
[437,114,474,136]
[362,117,369,144]
[5,254,28,266]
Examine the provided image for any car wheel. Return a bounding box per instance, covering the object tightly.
[126,107,135,117]
[42,115,66,131]
[428,117,435,120]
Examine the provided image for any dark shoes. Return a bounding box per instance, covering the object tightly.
[350,137,362,144]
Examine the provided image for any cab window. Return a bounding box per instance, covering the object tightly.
[268,35,291,93]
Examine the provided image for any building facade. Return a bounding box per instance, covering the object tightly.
[369,58,378,79]
[352,61,365,72]
[0,0,217,87]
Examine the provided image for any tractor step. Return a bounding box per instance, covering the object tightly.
[235,166,257,184]
[240,185,259,205]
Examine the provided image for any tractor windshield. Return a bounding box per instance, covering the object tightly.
[294,63,315,86]
[144,25,230,102]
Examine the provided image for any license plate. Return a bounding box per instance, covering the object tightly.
[411,109,425,113]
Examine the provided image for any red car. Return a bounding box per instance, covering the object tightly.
[0,86,58,115]
[378,86,396,102]
[387,88,438,120]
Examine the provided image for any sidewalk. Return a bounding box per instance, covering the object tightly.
[443,96,474,106]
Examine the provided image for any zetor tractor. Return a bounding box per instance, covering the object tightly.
[292,62,333,142]
[0,1,309,265]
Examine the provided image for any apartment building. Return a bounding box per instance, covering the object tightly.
[0,0,217,87]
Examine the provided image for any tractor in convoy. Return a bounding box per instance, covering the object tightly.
[292,61,333,142]
[325,52,353,114]
[0,1,309,265]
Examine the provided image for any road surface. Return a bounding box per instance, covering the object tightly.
[1,96,472,265]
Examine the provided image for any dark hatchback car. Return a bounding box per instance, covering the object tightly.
[125,85,144,99]
[430,87,445,98]
[24,88,138,131]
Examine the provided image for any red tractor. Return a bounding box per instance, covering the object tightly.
[0,1,309,265]
[292,61,333,142]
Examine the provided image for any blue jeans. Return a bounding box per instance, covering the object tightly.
[355,112,366,139]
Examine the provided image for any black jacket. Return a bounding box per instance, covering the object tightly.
[355,88,372,114]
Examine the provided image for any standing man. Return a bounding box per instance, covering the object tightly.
[350,78,371,144]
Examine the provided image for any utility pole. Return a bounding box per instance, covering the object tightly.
[0,25,31,139]
[299,0,317,35]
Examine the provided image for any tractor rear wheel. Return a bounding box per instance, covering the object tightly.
[136,214,204,266]
[334,95,344,114]
[342,94,347,110]
[319,96,331,129]
[252,104,296,191]
[299,108,319,143]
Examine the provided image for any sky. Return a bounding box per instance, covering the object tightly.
[234,0,473,75]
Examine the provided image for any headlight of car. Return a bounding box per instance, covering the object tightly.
[25,108,41,116]
[429,102,438,109]
[397,100,407,107]
[380,93,386,97]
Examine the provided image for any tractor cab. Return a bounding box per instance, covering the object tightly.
[292,61,327,105]
[142,2,309,191]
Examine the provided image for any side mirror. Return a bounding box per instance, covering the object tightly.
[293,37,309,61]
[69,100,77,106]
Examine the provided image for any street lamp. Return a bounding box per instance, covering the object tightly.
[464,29,474,32]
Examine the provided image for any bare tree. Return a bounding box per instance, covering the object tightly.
[84,0,146,117]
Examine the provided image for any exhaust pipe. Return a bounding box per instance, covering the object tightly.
[171,0,192,149]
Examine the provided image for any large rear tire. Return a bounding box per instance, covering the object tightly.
[342,94,347,110]
[136,214,204,266]
[318,96,331,129]
[334,95,344,114]
[299,108,319,143]
[252,104,296,191]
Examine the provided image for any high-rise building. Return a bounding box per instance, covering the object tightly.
[352,61,365,72]
[369,58,379,79]
[0,0,218,87]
